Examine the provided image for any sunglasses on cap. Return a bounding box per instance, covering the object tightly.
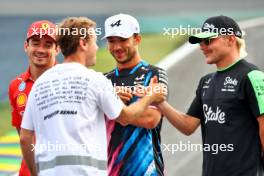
[200,36,218,46]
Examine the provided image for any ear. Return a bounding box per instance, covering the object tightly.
[55,45,60,56]
[24,41,29,52]
[134,34,141,45]
[228,35,236,45]
[79,39,87,51]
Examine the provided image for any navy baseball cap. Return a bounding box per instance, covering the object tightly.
[189,15,242,44]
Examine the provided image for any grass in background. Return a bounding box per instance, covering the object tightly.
[91,33,187,72]
[0,102,13,136]
[0,33,186,136]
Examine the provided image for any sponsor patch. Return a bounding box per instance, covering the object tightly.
[42,23,50,29]
[18,81,26,91]
[17,93,27,107]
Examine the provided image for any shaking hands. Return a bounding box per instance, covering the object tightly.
[115,76,167,104]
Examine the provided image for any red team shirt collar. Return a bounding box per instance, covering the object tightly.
[21,67,34,82]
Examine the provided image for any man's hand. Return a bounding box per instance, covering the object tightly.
[133,76,167,103]
[115,86,133,104]
[148,76,167,104]
[133,84,145,98]
[20,128,37,176]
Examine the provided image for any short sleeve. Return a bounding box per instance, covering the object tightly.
[150,67,169,101]
[187,78,204,119]
[246,70,264,118]
[8,81,21,128]
[157,68,169,98]
[157,68,169,88]
[97,77,124,120]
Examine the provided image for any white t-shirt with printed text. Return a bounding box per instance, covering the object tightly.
[21,63,124,176]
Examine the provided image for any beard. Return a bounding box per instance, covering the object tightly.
[116,55,133,64]
[113,49,136,65]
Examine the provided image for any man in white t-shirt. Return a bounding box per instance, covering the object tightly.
[19,17,167,176]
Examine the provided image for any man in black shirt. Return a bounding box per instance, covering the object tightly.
[103,14,168,176]
[158,15,264,176]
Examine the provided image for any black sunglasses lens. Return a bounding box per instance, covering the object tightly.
[200,35,218,45]
[204,39,210,45]
[200,38,210,45]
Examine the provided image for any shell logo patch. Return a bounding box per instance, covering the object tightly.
[42,23,50,30]
[17,93,27,107]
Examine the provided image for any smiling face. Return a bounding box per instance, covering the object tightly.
[199,36,232,66]
[106,34,141,66]
[24,35,58,69]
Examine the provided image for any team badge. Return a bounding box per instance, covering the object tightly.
[111,20,121,27]
[42,23,50,29]
[18,81,26,91]
[17,93,27,107]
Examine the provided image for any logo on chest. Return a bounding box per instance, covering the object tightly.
[203,78,212,89]
[17,93,27,107]
[203,104,226,124]
[18,81,26,91]
[221,76,238,92]
[134,74,145,85]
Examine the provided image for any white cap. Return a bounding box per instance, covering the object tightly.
[102,13,140,39]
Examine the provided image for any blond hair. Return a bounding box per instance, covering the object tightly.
[236,37,248,59]
[56,17,96,57]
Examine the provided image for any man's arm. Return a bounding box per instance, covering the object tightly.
[20,128,37,176]
[114,87,162,129]
[16,128,21,135]
[131,68,168,129]
[116,89,165,126]
[246,71,264,151]
[116,77,167,126]
[158,101,200,136]
[8,82,22,135]
[114,86,133,104]
[129,108,161,129]
[257,115,264,151]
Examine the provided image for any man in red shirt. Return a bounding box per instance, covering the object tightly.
[8,20,59,176]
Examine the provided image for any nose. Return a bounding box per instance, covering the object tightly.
[112,42,121,51]
[35,46,46,54]
[199,42,207,51]
[35,45,46,53]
